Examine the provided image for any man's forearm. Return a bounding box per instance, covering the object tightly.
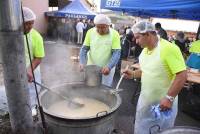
[107,49,121,70]
[28,58,42,71]
[79,45,90,65]
[167,70,187,97]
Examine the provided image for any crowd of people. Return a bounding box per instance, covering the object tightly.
[118,22,198,62]
[47,17,95,44]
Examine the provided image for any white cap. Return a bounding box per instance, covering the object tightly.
[22,7,36,22]
[94,14,111,25]
[132,21,156,34]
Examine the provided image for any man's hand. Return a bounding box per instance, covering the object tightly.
[26,58,42,82]
[122,69,133,79]
[27,68,33,82]
[159,97,173,111]
[79,64,84,72]
[101,67,110,75]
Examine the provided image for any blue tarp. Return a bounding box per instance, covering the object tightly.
[46,0,96,19]
[101,0,200,20]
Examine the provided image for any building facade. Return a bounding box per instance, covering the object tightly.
[22,0,49,34]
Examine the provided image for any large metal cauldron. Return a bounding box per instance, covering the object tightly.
[153,126,200,134]
[39,83,121,134]
[159,126,200,134]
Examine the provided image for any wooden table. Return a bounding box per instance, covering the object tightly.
[131,63,200,84]
[187,70,200,84]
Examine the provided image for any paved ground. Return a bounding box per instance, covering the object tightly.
[0,39,200,134]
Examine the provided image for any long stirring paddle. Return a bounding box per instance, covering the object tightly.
[34,81,84,109]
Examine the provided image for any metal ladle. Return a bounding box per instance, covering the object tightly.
[34,81,84,109]
[110,65,129,94]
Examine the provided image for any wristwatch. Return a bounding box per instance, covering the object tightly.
[165,95,175,102]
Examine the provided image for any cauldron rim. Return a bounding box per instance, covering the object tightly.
[159,126,200,134]
[39,83,122,120]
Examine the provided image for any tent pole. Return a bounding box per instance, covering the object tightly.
[196,23,200,40]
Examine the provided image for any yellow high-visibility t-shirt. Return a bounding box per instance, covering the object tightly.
[189,40,200,53]
[83,27,121,67]
[24,28,45,66]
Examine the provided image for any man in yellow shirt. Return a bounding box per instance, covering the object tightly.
[23,7,45,110]
[189,34,200,54]
[123,21,187,134]
[187,34,200,69]
[79,14,121,87]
